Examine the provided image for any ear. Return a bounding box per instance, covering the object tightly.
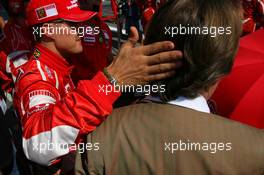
[41,23,57,40]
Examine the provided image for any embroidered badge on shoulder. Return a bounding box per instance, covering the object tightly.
[33,49,41,59]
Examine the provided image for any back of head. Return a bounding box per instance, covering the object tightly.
[144,0,242,101]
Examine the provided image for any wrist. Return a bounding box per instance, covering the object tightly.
[103,67,119,86]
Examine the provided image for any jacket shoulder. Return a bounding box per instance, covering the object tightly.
[14,59,57,94]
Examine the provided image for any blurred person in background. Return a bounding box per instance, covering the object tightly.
[124,0,142,37]
[242,0,264,35]
[1,0,34,84]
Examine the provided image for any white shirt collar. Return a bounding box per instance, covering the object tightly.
[145,95,210,113]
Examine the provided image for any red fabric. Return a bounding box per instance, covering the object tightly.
[240,28,264,54]
[111,0,118,18]
[211,30,264,128]
[71,16,112,82]
[137,0,156,12]
[142,7,155,30]
[230,75,264,128]
[143,7,155,21]
[14,44,120,165]
[243,18,256,34]
[26,0,96,26]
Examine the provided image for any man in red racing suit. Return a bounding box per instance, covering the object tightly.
[14,43,121,166]
[13,0,183,167]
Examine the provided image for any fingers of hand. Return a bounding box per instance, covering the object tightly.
[140,41,175,55]
[145,71,177,82]
[147,62,181,75]
[146,50,183,65]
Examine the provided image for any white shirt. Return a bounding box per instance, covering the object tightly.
[145,95,210,113]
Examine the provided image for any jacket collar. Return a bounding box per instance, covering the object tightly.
[167,95,210,113]
[145,95,210,113]
[32,44,74,75]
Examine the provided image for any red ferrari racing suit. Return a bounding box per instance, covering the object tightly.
[13,44,120,166]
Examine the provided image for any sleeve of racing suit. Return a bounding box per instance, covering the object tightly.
[19,72,120,166]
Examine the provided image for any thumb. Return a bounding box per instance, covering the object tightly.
[122,26,140,48]
[128,26,139,43]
